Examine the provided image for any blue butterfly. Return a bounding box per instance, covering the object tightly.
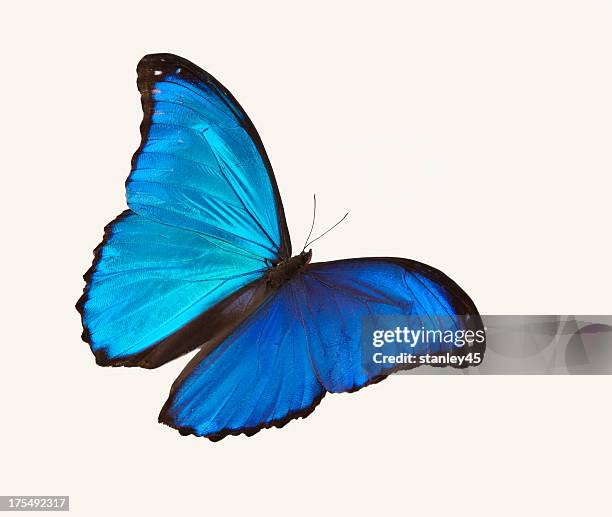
[77,54,484,440]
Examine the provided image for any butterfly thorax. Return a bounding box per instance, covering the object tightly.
[266,250,312,288]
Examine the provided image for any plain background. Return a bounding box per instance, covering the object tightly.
[2,1,611,515]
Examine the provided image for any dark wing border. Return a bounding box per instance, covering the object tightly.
[76,209,132,363]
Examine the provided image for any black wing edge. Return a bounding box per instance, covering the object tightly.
[158,388,327,442]
[157,369,400,442]
[131,53,292,259]
[156,256,484,441]
[76,209,131,365]
[76,214,276,369]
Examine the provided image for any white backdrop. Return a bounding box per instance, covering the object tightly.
[2,1,611,515]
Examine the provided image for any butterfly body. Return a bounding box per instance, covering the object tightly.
[266,250,312,288]
[77,53,485,440]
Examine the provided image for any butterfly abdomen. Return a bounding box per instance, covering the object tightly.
[266,249,312,288]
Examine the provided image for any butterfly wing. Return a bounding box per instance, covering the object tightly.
[159,283,326,440]
[77,54,289,366]
[295,258,484,392]
[129,53,291,259]
[159,258,483,439]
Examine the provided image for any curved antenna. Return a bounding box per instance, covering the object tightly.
[304,211,349,249]
[302,194,317,252]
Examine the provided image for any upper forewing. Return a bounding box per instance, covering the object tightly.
[128,53,291,261]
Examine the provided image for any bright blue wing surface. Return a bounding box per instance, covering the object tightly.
[160,257,482,439]
[159,284,325,439]
[79,210,264,363]
[127,54,291,260]
[294,258,483,392]
[78,54,290,365]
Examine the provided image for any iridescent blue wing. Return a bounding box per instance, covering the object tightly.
[128,53,290,259]
[159,284,325,439]
[159,258,483,440]
[294,258,484,392]
[77,54,289,366]
[77,210,272,366]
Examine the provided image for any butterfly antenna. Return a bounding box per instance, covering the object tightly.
[304,211,349,248]
[302,194,317,252]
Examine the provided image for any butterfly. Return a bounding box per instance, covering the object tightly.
[77,53,485,441]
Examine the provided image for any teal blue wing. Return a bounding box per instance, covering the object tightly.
[128,54,290,259]
[77,54,289,366]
